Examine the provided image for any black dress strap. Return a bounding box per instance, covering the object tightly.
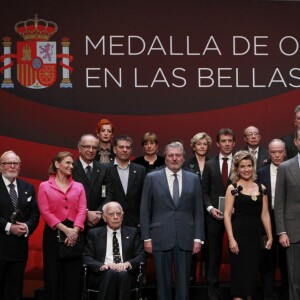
[258,183,267,195]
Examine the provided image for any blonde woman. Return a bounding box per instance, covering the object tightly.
[224,150,272,300]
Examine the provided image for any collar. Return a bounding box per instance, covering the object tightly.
[79,157,94,169]
[219,153,233,160]
[114,158,130,169]
[107,226,121,235]
[2,175,17,186]
[270,163,278,172]
[248,146,259,152]
[165,167,182,177]
[297,153,300,167]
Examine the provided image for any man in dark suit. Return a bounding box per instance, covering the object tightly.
[83,201,145,300]
[73,134,113,228]
[243,125,269,169]
[202,128,235,300]
[0,150,39,300]
[275,128,300,300]
[140,141,204,300]
[108,135,146,227]
[257,139,288,300]
[281,104,300,159]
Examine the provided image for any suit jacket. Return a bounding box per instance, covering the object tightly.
[184,156,209,182]
[140,168,204,251]
[244,146,269,169]
[0,176,40,261]
[282,133,298,160]
[202,156,231,210]
[73,159,114,211]
[38,175,86,229]
[108,162,146,227]
[82,226,146,274]
[257,164,272,210]
[274,156,300,243]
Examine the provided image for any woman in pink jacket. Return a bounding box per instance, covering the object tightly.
[38,151,86,300]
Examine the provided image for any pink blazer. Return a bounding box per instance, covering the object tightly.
[38,175,86,230]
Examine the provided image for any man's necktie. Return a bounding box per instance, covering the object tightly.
[8,183,18,209]
[222,158,228,186]
[251,150,257,158]
[113,231,121,263]
[85,165,92,181]
[173,173,179,206]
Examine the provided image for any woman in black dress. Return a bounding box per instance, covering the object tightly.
[224,150,272,300]
[133,132,165,173]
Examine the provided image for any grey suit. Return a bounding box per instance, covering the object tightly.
[275,155,300,300]
[140,168,204,300]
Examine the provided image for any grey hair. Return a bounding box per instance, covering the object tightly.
[102,201,123,215]
[164,141,186,158]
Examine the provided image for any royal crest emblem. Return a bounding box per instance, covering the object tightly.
[0,15,73,89]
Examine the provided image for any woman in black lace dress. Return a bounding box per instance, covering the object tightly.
[224,150,272,300]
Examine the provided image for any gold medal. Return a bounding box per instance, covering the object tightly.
[251,195,257,201]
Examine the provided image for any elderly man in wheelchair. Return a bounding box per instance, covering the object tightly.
[83,201,146,300]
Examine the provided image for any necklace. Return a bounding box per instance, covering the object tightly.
[251,195,257,201]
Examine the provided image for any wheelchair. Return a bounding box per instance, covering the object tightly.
[81,262,147,300]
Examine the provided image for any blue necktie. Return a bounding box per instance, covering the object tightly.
[85,165,92,181]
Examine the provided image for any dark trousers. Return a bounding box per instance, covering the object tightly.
[88,269,135,300]
[43,225,83,300]
[206,216,225,298]
[0,260,26,300]
[153,243,192,300]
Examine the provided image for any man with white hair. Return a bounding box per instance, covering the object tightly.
[83,201,145,300]
[0,150,39,300]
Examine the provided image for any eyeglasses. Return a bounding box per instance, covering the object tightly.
[80,145,98,151]
[1,162,21,166]
[245,132,260,137]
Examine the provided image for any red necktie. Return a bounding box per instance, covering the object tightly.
[222,158,228,186]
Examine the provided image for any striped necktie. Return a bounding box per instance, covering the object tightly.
[8,183,18,209]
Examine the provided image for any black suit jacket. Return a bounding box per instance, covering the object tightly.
[202,156,230,210]
[73,159,114,211]
[257,164,272,210]
[83,226,146,274]
[0,176,39,261]
[256,147,269,169]
[184,156,209,182]
[282,133,298,160]
[244,146,269,169]
[108,162,146,227]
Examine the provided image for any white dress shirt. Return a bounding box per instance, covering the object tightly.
[165,167,182,198]
[104,226,123,264]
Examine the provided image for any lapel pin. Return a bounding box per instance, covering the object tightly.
[134,170,136,174]
[126,236,129,239]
